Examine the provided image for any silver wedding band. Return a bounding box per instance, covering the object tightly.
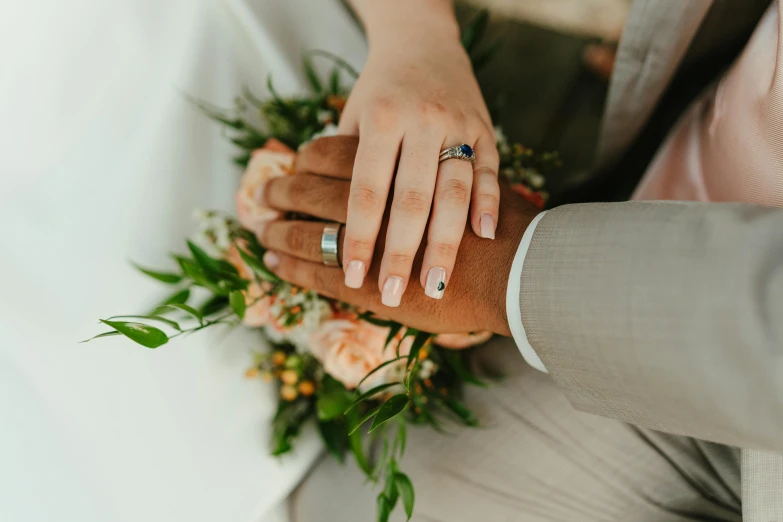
[439,143,477,164]
[321,222,341,267]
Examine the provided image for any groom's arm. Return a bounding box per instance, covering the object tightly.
[513,201,783,451]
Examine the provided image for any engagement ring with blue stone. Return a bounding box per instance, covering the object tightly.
[439,143,477,164]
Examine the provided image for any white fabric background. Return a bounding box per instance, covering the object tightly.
[0,1,365,521]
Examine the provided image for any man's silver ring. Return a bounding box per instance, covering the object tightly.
[321,222,341,267]
[439,144,477,164]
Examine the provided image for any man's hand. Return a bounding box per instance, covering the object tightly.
[256,137,539,335]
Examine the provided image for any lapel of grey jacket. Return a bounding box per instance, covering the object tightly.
[595,0,714,169]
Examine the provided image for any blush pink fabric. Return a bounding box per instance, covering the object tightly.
[633,2,783,207]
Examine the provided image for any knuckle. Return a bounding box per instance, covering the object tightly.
[350,183,384,212]
[474,165,498,179]
[386,252,414,268]
[395,188,430,215]
[438,178,470,205]
[429,241,458,259]
[344,237,375,256]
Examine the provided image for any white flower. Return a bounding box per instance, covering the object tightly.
[418,360,438,380]
[494,125,510,155]
[317,110,334,125]
[190,210,234,257]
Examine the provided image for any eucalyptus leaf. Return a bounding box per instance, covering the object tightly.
[155,303,204,325]
[345,382,401,414]
[406,331,432,366]
[384,323,403,353]
[99,320,168,349]
[199,295,229,316]
[80,331,121,343]
[229,290,246,320]
[329,67,340,94]
[317,420,347,462]
[377,494,391,522]
[356,356,406,390]
[302,55,323,94]
[153,288,191,312]
[348,405,381,436]
[347,409,372,475]
[394,472,415,520]
[317,377,353,420]
[133,264,183,284]
[369,394,409,433]
[107,315,181,331]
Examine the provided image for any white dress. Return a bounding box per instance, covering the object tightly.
[0,1,365,521]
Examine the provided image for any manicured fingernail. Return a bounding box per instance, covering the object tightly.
[424,267,447,299]
[263,251,279,268]
[381,276,404,307]
[480,213,496,239]
[344,260,366,289]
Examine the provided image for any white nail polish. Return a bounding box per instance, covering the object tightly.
[424,267,447,299]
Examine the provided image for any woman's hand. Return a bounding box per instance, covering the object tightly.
[256,137,537,335]
[337,0,500,307]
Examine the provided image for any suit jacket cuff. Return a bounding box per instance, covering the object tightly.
[506,210,548,373]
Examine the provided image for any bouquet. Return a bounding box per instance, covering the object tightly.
[83,12,557,522]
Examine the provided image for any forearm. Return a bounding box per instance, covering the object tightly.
[520,201,783,450]
[347,0,460,47]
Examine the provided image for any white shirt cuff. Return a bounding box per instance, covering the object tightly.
[505,211,548,373]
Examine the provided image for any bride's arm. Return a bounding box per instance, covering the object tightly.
[335,0,500,307]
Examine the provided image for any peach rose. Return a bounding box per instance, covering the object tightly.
[224,243,274,327]
[308,319,413,390]
[433,331,493,350]
[235,139,295,235]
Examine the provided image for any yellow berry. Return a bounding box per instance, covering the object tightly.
[280,369,299,385]
[244,368,259,378]
[271,351,287,366]
[261,372,273,382]
[280,385,298,401]
[298,381,315,396]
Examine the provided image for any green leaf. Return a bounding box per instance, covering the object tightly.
[229,290,246,320]
[187,240,239,276]
[384,323,403,353]
[302,55,323,94]
[394,472,415,520]
[471,40,502,72]
[329,67,340,94]
[461,9,490,53]
[356,356,407,390]
[439,348,488,388]
[238,247,281,283]
[153,288,191,312]
[80,331,121,343]
[384,459,399,509]
[377,494,391,522]
[407,331,432,366]
[360,313,393,327]
[441,397,479,427]
[345,382,401,414]
[99,320,168,348]
[317,420,347,462]
[133,264,183,284]
[106,315,181,331]
[199,295,229,316]
[347,409,372,475]
[155,303,204,325]
[306,50,359,79]
[316,376,353,420]
[396,421,407,456]
[369,394,409,433]
[348,405,382,436]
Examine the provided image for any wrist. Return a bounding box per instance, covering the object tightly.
[358,1,460,50]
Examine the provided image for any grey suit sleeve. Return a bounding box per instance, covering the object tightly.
[520,201,783,451]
